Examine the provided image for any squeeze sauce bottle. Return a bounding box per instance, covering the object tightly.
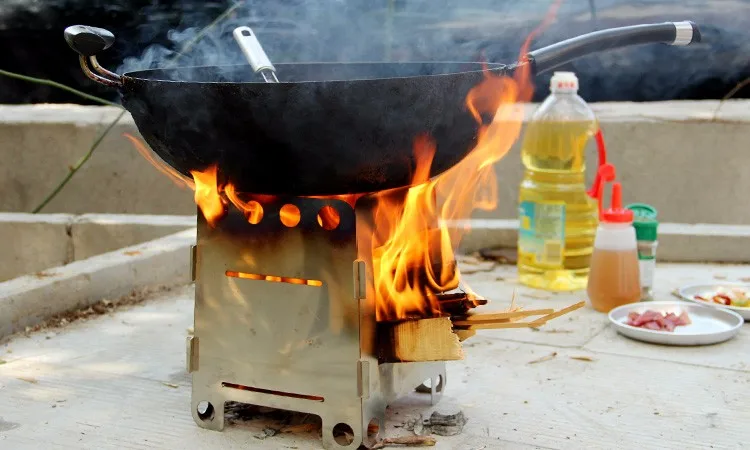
[586,180,641,313]
[518,71,608,291]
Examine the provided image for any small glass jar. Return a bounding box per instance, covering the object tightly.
[636,239,658,301]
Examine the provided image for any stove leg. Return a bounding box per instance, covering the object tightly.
[191,396,225,431]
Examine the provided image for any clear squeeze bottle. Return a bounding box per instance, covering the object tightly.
[518,71,607,291]
[587,181,641,313]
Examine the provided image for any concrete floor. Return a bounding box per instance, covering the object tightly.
[1,263,749,449]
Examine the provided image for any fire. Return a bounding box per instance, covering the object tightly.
[371,10,549,321]
[190,165,225,227]
[124,2,558,323]
[124,133,269,227]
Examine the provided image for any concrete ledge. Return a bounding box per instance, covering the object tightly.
[0,213,194,282]
[0,213,74,282]
[451,219,750,263]
[71,213,194,260]
[0,228,195,339]
[2,102,750,226]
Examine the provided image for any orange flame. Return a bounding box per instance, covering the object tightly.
[123,133,194,190]
[124,1,559,323]
[123,133,227,226]
[371,2,557,320]
[190,165,225,227]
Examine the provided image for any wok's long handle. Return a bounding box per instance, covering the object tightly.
[527,21,701,74]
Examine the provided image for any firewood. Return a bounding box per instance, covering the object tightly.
[451,308,554,326]
[453,321,540,330]
[380,317,463,362]
[528,301,586,326]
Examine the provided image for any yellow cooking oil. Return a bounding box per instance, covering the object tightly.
[517,72,600,291]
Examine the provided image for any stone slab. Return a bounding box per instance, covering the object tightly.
[0,213,73,282]
[70,213,194,260]
[0,213,195,282]
[452,219,750,263]
[2,101,750,225]
[0,229,195,339]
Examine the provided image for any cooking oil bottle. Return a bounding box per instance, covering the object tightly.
[518,72,605,291]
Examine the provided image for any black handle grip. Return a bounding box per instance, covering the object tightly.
[64,25,115,57]
[527,21,701,74]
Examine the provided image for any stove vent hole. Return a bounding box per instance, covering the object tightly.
[196,401,215,422]
[332,422,354,446]
[246,201,263,224]
[280,204,301,227]
[317,206,340,230]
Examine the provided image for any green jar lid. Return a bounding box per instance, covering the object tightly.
[627,204,658,241]
[631,218,658,241]
[626,203,658,220]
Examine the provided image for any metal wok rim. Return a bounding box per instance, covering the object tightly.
[121,61,508,85]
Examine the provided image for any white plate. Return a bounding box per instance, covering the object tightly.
[677,283,750,320]
[608,301,743,346]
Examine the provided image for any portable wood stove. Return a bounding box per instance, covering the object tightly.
[186,190,448,449]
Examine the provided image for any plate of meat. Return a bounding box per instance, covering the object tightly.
[608,301,743,345]
[677,283,750,320]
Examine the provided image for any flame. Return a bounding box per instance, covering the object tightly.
[190,165,225,227]
[124,133,227,226]
[123,133,194,190]
[124,1,559,323]
[371,2,557,320]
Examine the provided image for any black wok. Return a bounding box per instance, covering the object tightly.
[64,21,701,196]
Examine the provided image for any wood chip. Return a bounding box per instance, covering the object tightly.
[162,382,179,388]
[372,436,437,449]
[281,423,318,433]
[714,273,728,280]
[570,356,595,362]
[527,352,557,364]
[17,376,38,384]
[123,250,142,256]
[740,277,750,282]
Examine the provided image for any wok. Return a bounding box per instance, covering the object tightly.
[64,21,701,196]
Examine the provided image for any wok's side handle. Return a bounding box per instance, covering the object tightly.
[64,25,123,87]
[527,21,701,75]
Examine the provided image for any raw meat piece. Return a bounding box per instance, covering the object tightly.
[625,309,691,332]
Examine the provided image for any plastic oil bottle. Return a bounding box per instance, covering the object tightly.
[518,72,605,291]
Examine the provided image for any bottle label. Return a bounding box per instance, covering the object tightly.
[519,201,566,266]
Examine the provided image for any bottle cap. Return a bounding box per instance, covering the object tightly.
[601,182,634,223]
[632,219,658,241]
[550,71,578,93]
[626,203,658,220]
[627,203,659,241]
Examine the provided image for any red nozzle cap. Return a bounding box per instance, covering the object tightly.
[602,182,634,223]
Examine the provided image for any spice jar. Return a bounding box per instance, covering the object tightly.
[627,204,659,301]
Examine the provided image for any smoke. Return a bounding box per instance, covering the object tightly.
[111,0,750,101]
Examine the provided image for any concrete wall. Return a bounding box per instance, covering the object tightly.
[1,101,749,225]
[0,213,193,282]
